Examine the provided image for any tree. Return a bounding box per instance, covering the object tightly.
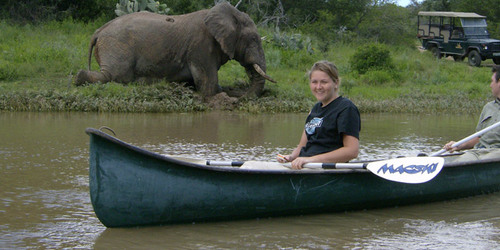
[357,3,414,45]
[420,0,452,11]
[324,0,373,31]
[1,0,116,23]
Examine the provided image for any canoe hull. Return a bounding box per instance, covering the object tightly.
[86,128,500,227]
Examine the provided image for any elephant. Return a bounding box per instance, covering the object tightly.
[75,2,275,99]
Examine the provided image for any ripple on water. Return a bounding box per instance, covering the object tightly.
[145,136,442,163]
[352,218,500,249]
[145,141,293,162]
[0,188,104,249]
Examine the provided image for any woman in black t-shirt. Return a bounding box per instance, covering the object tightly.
[277,60,361,169]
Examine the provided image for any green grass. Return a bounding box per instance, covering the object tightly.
[0,19,495,113]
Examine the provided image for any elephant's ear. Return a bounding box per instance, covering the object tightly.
[204,3,238,59]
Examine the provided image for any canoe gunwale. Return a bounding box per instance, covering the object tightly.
[85,127,369,175]
[443,155,500,167]
[85,127,500,173]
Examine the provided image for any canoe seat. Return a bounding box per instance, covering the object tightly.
[240,161,291,170]
[240,161,323,171]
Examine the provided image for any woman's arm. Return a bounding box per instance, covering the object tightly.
[290,134,359,169]
[444,137,479,152]
[278,131,308,163]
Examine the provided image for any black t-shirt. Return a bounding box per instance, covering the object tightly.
[299,96,361,157]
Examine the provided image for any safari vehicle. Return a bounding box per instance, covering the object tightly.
[417,11,500,67]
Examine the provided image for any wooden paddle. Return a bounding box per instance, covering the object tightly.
[430,120,500,156]
[207,156,444,184]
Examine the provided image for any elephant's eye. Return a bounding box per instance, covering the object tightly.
[249,35,260,45]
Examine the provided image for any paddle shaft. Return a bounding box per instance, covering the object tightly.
[206,157,444,184]
[206,161,245,167]
[430,120,500,156]
[206,160,367,169]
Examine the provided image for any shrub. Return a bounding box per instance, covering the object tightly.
[115,0,170,16]
[263,47,282,69]
[268,28,314,54]
[0,61,19,81]
[350,43,394,74]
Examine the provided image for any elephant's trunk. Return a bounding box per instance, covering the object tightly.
[253,64,276,83]
[243,63,274,98]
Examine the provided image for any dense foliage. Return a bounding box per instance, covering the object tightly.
[2,0,499,42]
[1,0,116,23]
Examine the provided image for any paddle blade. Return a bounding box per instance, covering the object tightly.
[366,157,444,184]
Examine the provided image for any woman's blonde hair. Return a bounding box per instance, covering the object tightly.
[308,60,339,83]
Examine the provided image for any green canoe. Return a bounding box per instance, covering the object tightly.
[86,128,500,228]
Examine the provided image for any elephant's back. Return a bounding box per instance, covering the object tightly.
[105,12,172,29]
[98,10,209,36]
[112,10,209,23]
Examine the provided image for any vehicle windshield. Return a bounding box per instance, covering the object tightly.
[461,18,489,36]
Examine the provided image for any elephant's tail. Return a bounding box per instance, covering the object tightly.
[87,35,98,71]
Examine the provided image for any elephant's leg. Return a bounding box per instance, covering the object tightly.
[107,60,135,83]
[189,63,221,98]
[75,51,135,85]
[75,69,112,85]
[75,66,134,86]
[77,40,136,85]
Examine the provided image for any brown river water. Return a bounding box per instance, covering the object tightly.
[1,111,500,249]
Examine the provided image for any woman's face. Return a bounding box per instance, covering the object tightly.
[309,70,339,106]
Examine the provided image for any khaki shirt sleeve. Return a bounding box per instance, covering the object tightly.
[475,100,500,149]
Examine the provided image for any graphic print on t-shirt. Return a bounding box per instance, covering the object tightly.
[305,117,323,135]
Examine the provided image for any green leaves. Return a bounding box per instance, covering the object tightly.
[270,28,314,54]
[350,43,395,75]
[115,0,170,17]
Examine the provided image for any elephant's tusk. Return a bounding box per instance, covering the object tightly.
[253,64,277,83]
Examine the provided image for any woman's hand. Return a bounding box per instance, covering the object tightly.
[290,157,311,170]
[277,154,292,163]
[443,137,479,153]
[277,154,308,169]
[444,141,458,152]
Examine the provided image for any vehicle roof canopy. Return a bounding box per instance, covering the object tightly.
[418,11,485,18]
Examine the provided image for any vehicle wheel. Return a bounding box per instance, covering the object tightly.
[453,55,464,62]
[431,46,441,59]
[468,50,482,67]
[493,57,500,65]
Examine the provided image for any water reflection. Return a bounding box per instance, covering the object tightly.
[92,193,500,249]
[1,111,493,249]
